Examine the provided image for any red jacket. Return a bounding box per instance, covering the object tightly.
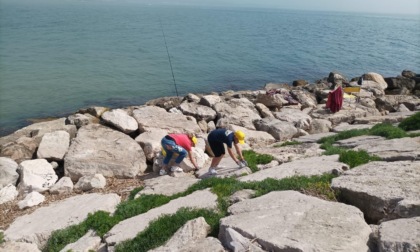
[326,87,343,113]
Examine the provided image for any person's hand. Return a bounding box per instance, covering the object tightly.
[241,160,248,167]
[237,160,247,168]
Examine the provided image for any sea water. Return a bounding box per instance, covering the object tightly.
[0,1,419,136]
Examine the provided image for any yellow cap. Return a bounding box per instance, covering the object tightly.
[191,136,198,146]
[234,130,245,144]
[161,147,167,157]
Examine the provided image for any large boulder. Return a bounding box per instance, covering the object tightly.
[101,109,138,134]
[0,157,19,188]
[145,96,182,110]
[135,129,167,161]
[331,161,420,223]
[0,136,40,164]
[254,118,298,141]
[178,102,217,122]
[378,217,420,252]
[273,108,312,130]
[375,95,420,112]
[17,159,58,194]
[66,113,98,129]
[36,130,70,161]
[64,124,147,182]
[219,191,371,252]
[199,95,222,108]
[214,98,261,130]
[228,124,276,148]
[310,104,371,126]
[362,72,388,90]
[133,106,201,134]
[0,118,76,147]
[289,90,317,109]
[385,77,416,95]
[254,93,287,110]
[4,193,120,249]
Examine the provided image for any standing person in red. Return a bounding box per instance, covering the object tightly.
[159,133,199,176]
[207,128,247,175]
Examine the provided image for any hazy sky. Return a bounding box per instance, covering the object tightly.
[153,0,420,15]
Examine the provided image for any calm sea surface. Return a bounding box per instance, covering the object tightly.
[0,1,419,136]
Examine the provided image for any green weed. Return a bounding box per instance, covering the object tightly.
[369,123,407,139]
[115,208,223,252]
[0,232,4,244]
[338,150,381,168]
[242,150,274,172]
[398,112,420,131]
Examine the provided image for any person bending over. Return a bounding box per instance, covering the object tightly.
[207,128,247,175]
[160,133,199,176]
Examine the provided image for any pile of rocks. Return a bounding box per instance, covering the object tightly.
[1,70,419,251]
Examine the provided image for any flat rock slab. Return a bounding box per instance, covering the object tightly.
[137,175,199,197]
[253,142,324,164]
[331,161,420,223]
[332,122,377,132]
[294,132,337,143]
[196,157,252,179]
[378,217,420,252]
[353,137,420,161]
[335,135,385,148]
[239,155,348,182]
[4,193,120,249]
[104,189,218,246]
[354,111,416,124]
[219,191,371,252]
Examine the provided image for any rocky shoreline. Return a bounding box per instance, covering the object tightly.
[0,70,419,251]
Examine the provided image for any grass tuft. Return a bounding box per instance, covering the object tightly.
[369,123,407,139]
[115,208,223,252]
[338,149,381,168]
[398,112,420,131]
[0,232,4,244]
[242,150,274,172]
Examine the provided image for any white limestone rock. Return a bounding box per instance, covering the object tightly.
[135,129,167,161]
[74,174,106,192]
[59,230,102,252]
[378,217,420,252]
[49,177,73,195]
[17,159,58,194]
[0,241,41,252]
[133,106,201,134]
[36,130,70,161]
[0,184,18,204]
[273,108,312,130]
[0,157,19,188]
[17,191,45,209]
[331,161,420,223]
[239,155,348,182]
[4,193,120,248]
[149,217,211,252]
[101,109,138,134]
[219,191,371,252]
[254,117,298,141]
[64,124,147,181]
[104,189,218,246]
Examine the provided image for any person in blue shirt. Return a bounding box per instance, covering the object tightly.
[207,128,247,175]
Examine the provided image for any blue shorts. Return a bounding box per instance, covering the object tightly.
[208,139,225,157]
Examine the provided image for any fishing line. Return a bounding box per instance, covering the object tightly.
[159,18,179,97]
